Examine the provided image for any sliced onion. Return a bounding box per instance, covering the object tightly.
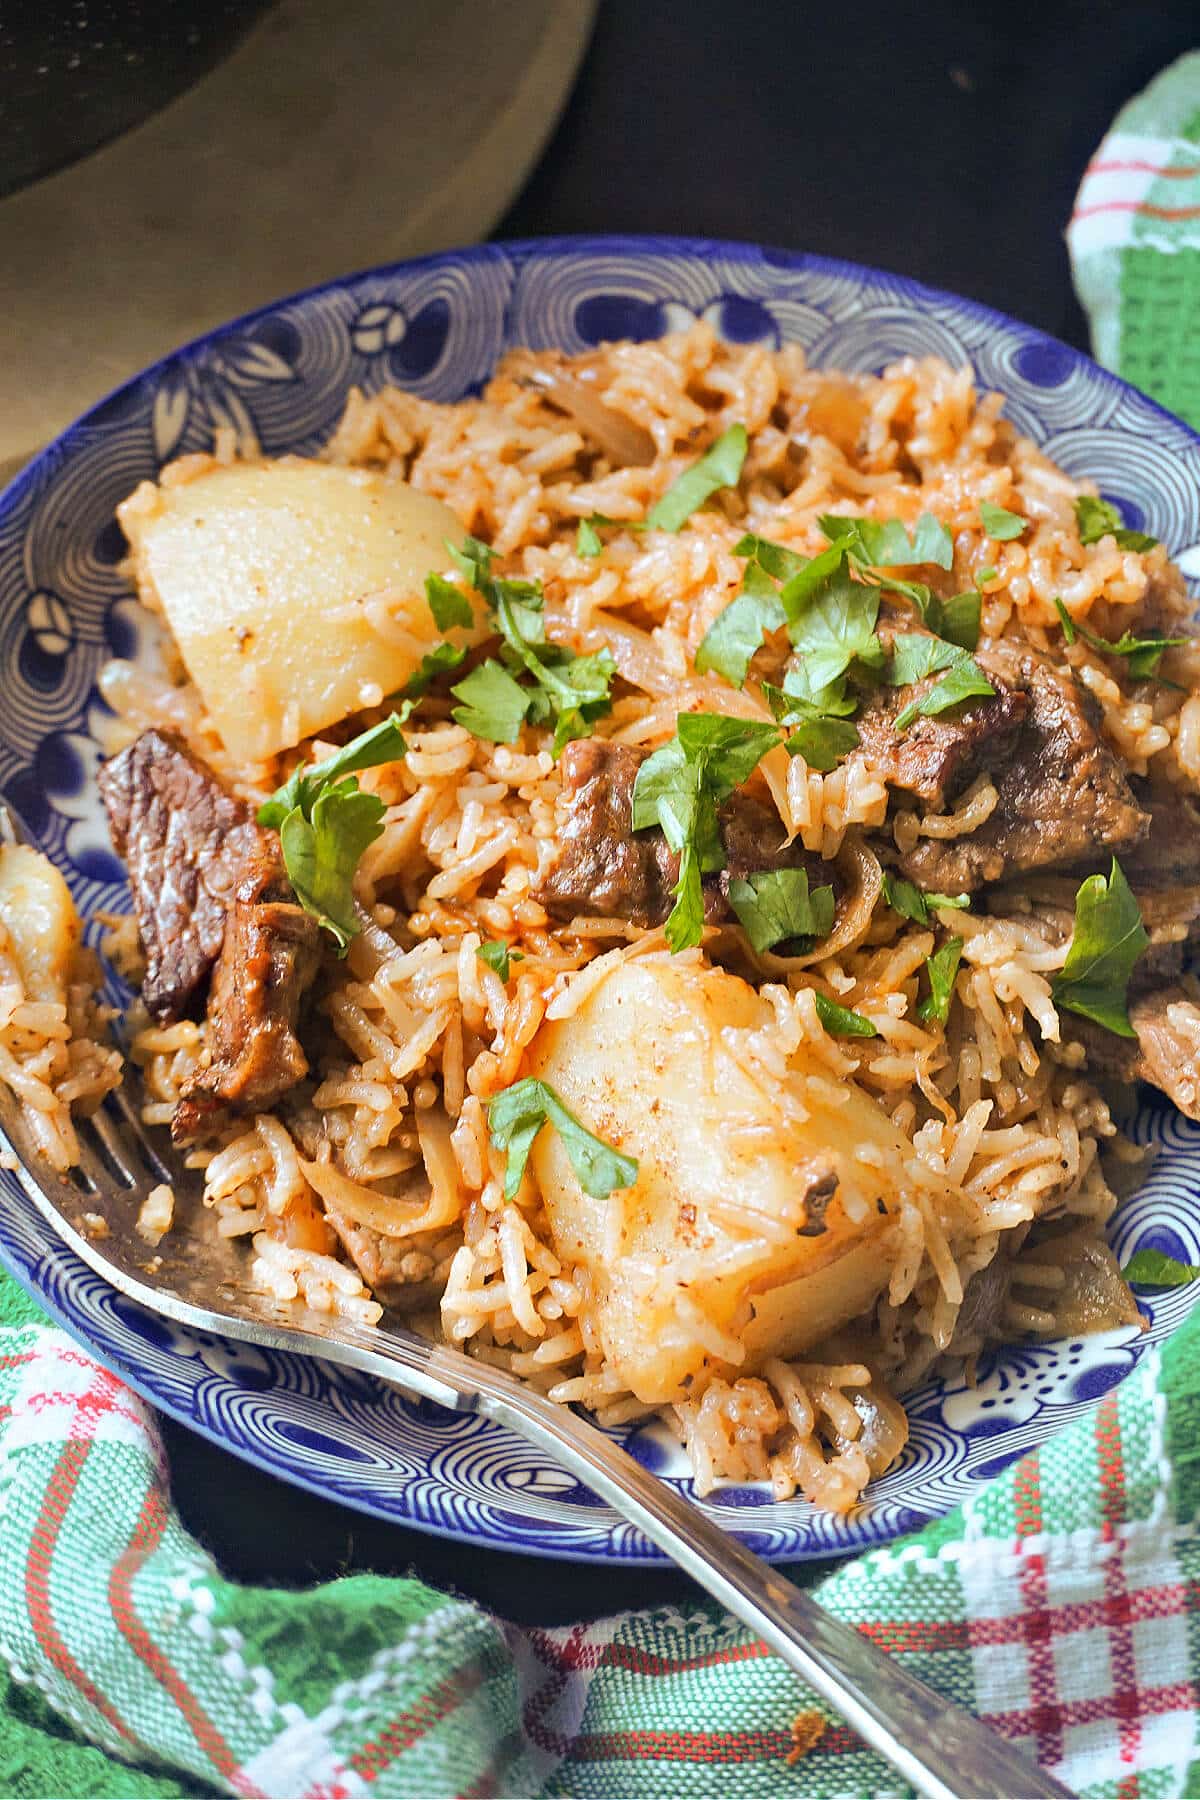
[300,1152,458,1241]
[507,351,656,467]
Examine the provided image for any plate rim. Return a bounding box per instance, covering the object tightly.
[2,232,1199,1564]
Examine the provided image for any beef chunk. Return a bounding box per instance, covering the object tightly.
[1117,788,1200,886]
[171,873,321,1143]
[1066,986,1200,1122]
[854,675,1028,809]
[98,729,321,1139]
[898,653,1149,891]
[98,729,276,1021]
[535,737,837,929]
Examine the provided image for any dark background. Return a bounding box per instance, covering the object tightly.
[11,0,1200,1621]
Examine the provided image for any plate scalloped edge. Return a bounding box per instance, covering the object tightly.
[2,235,1200,1563]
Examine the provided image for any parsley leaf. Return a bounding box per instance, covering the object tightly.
[258,714,412,948]
[887,632,994,731]
[782,715,861,771]
[646,424,748,532]
[450,659,531,743]
[437,536,617,750]
[819,511,954,571]
[1053,597,1184,680]
[880,871,969,925]
[425,572,474,631]
[476,940,523,981]
[935,589,982,651]
[763,677,859,769]
[888,632,964,686]
[487,1076,639,1202]
[784,559,883,692]
[400,641,468,699]
[695,562,787,687]
[632,714,780,952]
[277,781,383,953]
[446,534,495,588]
[1051,857,1149,1037]
[1121,1249,1200,1288]
[732,533,809,583]
[1074,495,1158,553]
[979,501,1027,541]
[576,512,647,555]
[813,991,877,1037]
[917,937,964,1026]
[259,711,411,829]
[727,868,836,954]
[576,518,604,557]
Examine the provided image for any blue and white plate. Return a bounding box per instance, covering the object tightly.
[3,237,1200,1564]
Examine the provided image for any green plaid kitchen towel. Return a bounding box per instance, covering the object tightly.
[4,53,1200,1800]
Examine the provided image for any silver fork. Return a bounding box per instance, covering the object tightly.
[0,884,1070,1799]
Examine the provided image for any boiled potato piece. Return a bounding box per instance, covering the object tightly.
[0,845,80,1006]
[119,459,485,762]
[527,960,962,1405]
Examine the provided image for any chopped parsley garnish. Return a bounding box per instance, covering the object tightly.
[726,868,836,955]
[446,534,496,587]
[979,501,1027,541]
[917,937,964,1026]
[933,589,982,651]
[1121,1249,1200,1288]
[441,537,617,753]
[977,564,997,583]
[631,713,780,952]
[424,572,474,631]
[880,871,969,925]
[887,631,995,731]
[400,641,468,699]
[695,561,787,687]
[1050,857,1148,1037]
[258,711,411,952]
[1074,495,1158,553]
[476,940,523,981]
[781,714,861,771]
[574,512,647,557]
[450,659,532,744]
[732,533,809,583]
[576,518,604,557]
[1053,597,1184,680]
[646,425,748,532]
[813,991,877,1037]
[784,558,885,692]
[818,511,954,571]
[762,676,859,772]
[488,1076,639,1202]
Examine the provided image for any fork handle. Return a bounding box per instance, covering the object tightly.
[344,1328,1071,1800]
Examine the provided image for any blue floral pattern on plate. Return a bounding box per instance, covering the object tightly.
[2,237,1199,1563]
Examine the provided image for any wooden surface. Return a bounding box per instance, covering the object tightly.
[0,0,595,466]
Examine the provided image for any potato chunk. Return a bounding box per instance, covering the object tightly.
[526,959,963,1405]
[0,845,81,1006]
[119,459,485,762]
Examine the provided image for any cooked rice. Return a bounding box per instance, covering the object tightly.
[5,325,1191,1510]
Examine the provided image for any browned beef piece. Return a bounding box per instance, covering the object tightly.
[97,729,276,1021]
[1065,986,1200,1121]
[98,728,321,1140]
[898,652,1149,891]
[535,737,838,928]
[854,676,1028,808]
[171,873,321,1143]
